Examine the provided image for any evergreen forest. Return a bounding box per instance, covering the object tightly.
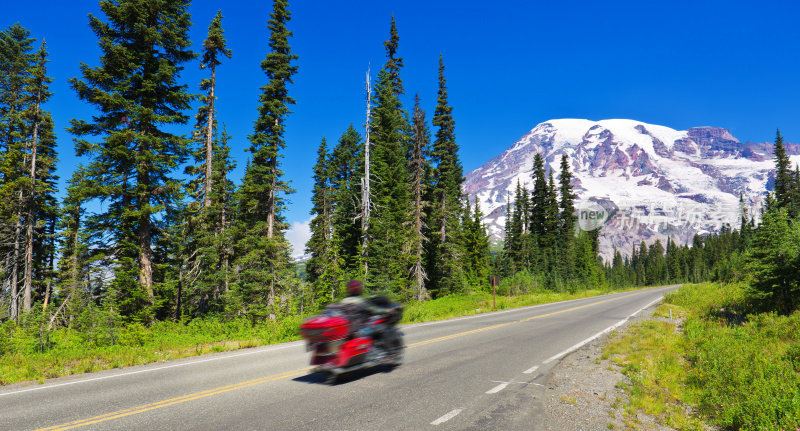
[1,0,798,360]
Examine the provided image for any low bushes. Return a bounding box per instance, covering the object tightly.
[605,282,800,431]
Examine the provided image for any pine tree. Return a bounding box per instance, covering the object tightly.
[383,15,404,98]
[646,240,666,285]
[306,138,330,282]
[68,0,195,321]
[233,0,298,319]
[463,199,491,290]
[427,55,465,296]
[306,137,343,305]
[366,19,414,294]
[22,40,58,314]
[529,154,548,241]
[200,11,231,208]
[505,181,525,270]
[329,125,363,271]
[409,95,430,300]
[747,207,800,314]
[55,167,89,323]
[184,127,236,316]
[557,154,577,276]
[544,170,560,273]
[0,23,36,320]
[773,129,795,216]
[181,13,233,317]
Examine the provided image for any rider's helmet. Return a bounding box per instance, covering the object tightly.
[346,280,363,296]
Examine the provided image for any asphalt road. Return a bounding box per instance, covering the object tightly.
[0,285,677,431]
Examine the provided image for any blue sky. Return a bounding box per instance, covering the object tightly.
[4,0,800,253]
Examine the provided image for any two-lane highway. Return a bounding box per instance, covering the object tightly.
[0,285,677,430]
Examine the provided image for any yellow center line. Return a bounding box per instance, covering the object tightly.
[35,368,310,431]
[37,290,645,430]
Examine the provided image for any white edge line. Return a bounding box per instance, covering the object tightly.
[431,408,463,425]
[486,382,509,394]
[1,288,673,397]
[0,341,305,397]
[405,285,675,330]
[402,288,640,329]
[523,365,539,374]
[542,296,663,365]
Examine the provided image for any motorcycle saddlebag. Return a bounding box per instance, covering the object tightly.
[337,337,373,367]
[300,316,349,343]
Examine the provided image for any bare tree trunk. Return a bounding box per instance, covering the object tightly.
[6,251,17,321]
[42,219,55,311]
[43,279,51,312]
[440,195,447,242]
[203,64,216,208]
[361,69,371,277]
[138,217,154,300]
[412,185,426,300]
[23,93,42,313]
[138,164,154,303]
[13,190,23,316]
[221,203,229,293]
[267,134,277,320]
[175,266,183,321]
[411,96,428,301]
[267,115,277,240]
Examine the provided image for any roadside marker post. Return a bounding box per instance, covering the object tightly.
[490,276,498,310]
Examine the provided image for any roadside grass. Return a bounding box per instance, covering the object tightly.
[603,282,800,431]
[0,284,657,386]
[401,286,641,324]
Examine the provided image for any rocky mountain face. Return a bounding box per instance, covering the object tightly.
[464,119,800,262]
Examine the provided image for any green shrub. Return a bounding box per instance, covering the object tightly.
[667,283,800,430]
[685,312,800,430]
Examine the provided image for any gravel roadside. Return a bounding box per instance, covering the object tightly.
[538,306,674,431]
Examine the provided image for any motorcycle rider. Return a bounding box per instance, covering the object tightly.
[339,280,402,358]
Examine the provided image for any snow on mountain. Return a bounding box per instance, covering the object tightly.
[464,119,799,262]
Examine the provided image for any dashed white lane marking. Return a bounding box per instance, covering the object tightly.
[431,408,463,425]
[523,365,539,374]
[486,382,509,394]
[542,296,662,365]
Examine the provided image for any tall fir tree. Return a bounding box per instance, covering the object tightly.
[22,40,58,314]
[55,167,89,322]
[306,137,343,304]
[383,15,404,98]
[544,170,560,274]
[329,125,363,272]
[529,154,548,242]
[68,0,195,321]
[463,199,490,290]
[505,181,525,271]
[557,154,576,275]
[195,10,231,209]
[746,207,800,314]
[233,0,298,319]
[427,54,465,296]
[366,19,414,294]
[409,95,430,300]
[184,128,236,316]
[773,129,797,217]
[182,13,233,317]
[0,23,36,320]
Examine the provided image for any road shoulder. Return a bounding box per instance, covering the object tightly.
[539,307,674,431]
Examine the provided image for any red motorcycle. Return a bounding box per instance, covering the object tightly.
[300,298,403,383]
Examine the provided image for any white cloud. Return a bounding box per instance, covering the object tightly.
[286,219,312,259]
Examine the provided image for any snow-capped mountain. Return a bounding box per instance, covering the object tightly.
[464,119,800,262]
